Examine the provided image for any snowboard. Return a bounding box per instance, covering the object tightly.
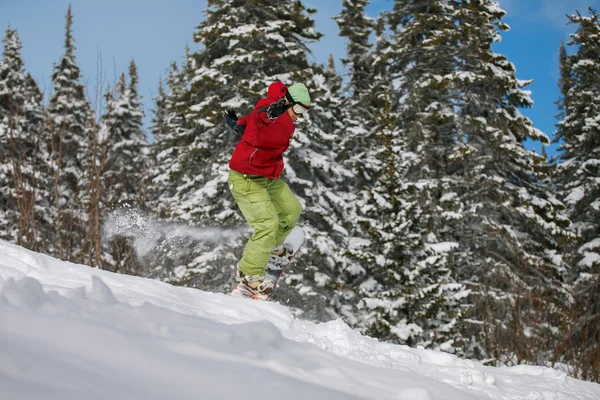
[231,225,305,301]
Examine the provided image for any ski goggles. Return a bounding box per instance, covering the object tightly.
[285,91,310,115]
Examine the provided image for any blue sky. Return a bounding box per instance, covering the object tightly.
[2,0,599,156]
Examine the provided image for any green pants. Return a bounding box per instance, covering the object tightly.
[228,169,302,276]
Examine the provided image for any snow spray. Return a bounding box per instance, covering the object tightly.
[102,207,246,259]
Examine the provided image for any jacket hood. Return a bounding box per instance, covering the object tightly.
[267,81,288,100]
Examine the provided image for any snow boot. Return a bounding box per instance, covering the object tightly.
[232,270,274,300]
[269,242,294,268]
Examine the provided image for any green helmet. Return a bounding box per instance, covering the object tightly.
[287,83,311,106]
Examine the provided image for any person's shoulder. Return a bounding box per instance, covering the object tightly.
[254,97,271,110]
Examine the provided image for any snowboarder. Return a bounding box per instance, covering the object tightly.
[227,81,310,300]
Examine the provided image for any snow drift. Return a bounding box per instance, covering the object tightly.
[1,240,599,400]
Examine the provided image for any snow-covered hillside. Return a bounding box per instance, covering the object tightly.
[1,240,598,400]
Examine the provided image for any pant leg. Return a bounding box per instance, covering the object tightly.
[266,178,302,247]
[228,170,279,276]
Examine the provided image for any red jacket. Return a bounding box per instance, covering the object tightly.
[229,82,295,179]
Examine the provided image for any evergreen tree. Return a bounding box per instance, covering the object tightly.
[0,27,52,251]
[349,0,570,362]
[334,0,374,98]
[147,78,168,207]
[0,26,25,242]
[554,8,600,382]
[150,79,168,141]
[338,12,392,195]
[370,14,393,106]
[351,90,464,351]
[100,74,127,207]
[22,73,54,252]
[47,5,94,262]
[102,61,148,209]
[333,1,377,192]
[148,61,190,219]
[448,0,570,364]
[99,62,148,274]
[324,54,342,95]
[555,39,572,133]
[349,0,468,353]
[145,59,198,283]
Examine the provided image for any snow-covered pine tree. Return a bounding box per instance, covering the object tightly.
[22,73,54,252]
[370,14,393,110]
[100,74,127,207]
[47,5,94,262]
[0,27,52,252]
[333,1,379,192]
[0,27,26,243]
[334,0,374,99]
[145,56,213,286]
[554,8,600,382]
[336,12,387,304]
[350,90,455,350]
[446,0,571,365]
[102,61,148,209]
[126,60,149,205]
[99,62,148,274]
[150,80,168,143]
[555,39,572,134]
[331,8,392,325]
[342,12,393,192]
[146,78,168,203]
[324,54,342,96]
[348,0,468,354]
[147,61,191,219]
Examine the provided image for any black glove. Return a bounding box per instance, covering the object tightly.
[265,98,288,120]
[223,109,239,130]
[233,124,246,136]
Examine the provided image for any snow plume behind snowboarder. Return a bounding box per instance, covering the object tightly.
[103,207,246,260]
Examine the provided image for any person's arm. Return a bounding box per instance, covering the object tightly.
[224,109,247,137]
[236,114,249,126]
[234,114,248,136]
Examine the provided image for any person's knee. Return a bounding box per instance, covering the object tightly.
[290,197,302,222]
[285,198,302,226]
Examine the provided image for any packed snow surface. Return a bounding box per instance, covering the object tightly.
[1,240,599,400]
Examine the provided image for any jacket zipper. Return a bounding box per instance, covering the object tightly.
[249,147,259,164]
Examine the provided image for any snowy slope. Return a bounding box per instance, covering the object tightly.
[1,240,599,400]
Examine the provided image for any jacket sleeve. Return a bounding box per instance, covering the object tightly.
[236,114,250,126]
[251,99,281,126]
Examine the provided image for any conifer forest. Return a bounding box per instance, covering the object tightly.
[0,0,598,383]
